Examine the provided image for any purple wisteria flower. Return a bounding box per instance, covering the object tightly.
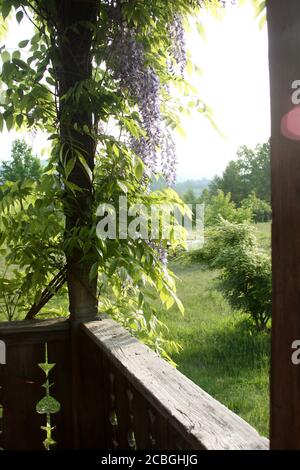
[111,14,184,185]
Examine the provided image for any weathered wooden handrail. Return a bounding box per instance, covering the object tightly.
[79,318,269,450]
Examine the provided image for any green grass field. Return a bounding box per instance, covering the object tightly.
[159,222,271,436]
[254,222,271,252]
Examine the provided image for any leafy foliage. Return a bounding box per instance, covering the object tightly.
[208,141,270,205]
[0,167,65,319]
[241,192,271,223]
[192,221,271,330]
[0,0,233,358]
[204,190,252,226]
[183,188,198,205]
[0,139,42,184]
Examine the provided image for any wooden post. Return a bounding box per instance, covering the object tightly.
[55,0,99,322]
[267,0,300,449]
[53,0,100,449]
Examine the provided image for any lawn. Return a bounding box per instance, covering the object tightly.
[160,222,271,437]
[255,221,271,252]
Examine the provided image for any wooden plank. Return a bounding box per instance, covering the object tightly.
[0,320,72,450]
[0,319,70,346]
[47,338,73,450]
[102,353,121,450]
[82,319,269,450]
[113,366,135,450]
[1,342,45,450]
[0,318,69,335]
[131,388,155,450]
[72,326,106,449]
[0,368,4,450]
[267,0,300,449]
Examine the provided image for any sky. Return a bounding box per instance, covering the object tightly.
[0,2,270,181]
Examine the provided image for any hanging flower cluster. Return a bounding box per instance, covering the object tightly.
[168,13,187,76]
[160,129,177,186]
[111,13,186,186]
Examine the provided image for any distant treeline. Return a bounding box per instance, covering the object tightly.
[151,177,210,197]
[208,141,270,205]
[182,141,271,224]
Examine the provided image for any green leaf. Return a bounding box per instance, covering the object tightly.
[16,114,23,128]
[0,114,3,132]
[173,293,184,315]
[196,20,206,41]
[112,144,119,157]
[117,181,128,194]
[254,0,266,18]
[12,58,29,70]
[176,124,187,139]
[89,262,98,282]
[31,32,40,45]
[258,13,266,30]
[19,40,29,48]
[134,159,144,181]
[16,10,23,24]
[46,76,56,87]
[2,0,12,20]
[64,180,83,194]
[5,113,13,131]
[1,50,10,63]
[64,157,76,179]
[78,154,92,182]
[12,50,21,60]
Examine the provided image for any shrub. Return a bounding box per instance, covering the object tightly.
[209,221,271,330]
[186,221,271,330]
[205,190,252,226]
[241,192,272,223]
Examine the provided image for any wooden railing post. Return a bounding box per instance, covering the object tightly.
[267,0,300,449]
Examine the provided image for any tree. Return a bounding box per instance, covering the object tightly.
[211,221,272,331]
[208,141,271,205]
[0,1,229,346]
[205,190,252,226]
[0,139,42,184]
[183,188,197,205]
[190,221,272,330]
[241,192,272,223]
[211,160,247,203]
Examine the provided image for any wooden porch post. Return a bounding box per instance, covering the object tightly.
[54,0,100,449]
[56,0,99,323]
[267,0,300,449]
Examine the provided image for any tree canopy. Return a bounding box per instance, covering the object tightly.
[209,141,270,205]
[0,138,42,184]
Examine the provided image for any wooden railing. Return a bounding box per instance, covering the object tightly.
[0,318,72,450]
[0,317,269,450]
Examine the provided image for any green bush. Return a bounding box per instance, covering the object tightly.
[205,190,252,227]
[241,192,272,223]
[187,221,271,330]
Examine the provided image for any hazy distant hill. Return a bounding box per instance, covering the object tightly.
[151,177,210,197]
[174,179,210,196]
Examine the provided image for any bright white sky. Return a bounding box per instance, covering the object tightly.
[0,2,270,181]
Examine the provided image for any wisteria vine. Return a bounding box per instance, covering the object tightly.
[106,1,235,186]
[111,15,187,186]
